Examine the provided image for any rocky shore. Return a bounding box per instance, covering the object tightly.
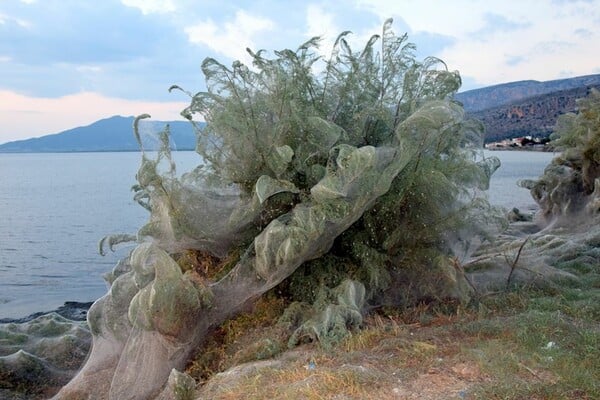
[0,303,92,400]
[0,301,93,324]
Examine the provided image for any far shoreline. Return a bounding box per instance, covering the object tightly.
[485,145,553,152]
[0,147,555,154]
[0,148,196,154]
[0,301,93,324]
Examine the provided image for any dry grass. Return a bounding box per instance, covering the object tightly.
[193,304,492,399]
[187,282,599,399]
[182,255,599,400]
[214,365,376,400]
[186,293,289,382]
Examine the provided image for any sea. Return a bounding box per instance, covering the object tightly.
[0,150,555,319]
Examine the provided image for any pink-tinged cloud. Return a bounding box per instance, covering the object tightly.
[0,91,192,144]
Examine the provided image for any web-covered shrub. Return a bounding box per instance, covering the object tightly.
[519,88,600,220]
[58,20,506,399]
[126,20,502,349]
[135,20,499,265]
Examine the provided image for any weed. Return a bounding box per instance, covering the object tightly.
[186,293,288,382]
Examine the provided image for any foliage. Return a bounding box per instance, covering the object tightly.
[186,294,287,382]
[179,20,464,191]
[175,20,493,265]
[62,21,600,400]
[550,88,600,193]
[136,18,502,343]
[520,88,600,220]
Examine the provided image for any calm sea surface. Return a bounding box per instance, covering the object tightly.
[485,150,557,212]
[0,150,555,319]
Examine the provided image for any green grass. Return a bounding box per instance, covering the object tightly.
[462,269,600,399]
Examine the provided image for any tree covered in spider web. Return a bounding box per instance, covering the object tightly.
[58,19,503,399]
[179,21,469,192]
[519,88,600,224]
[141,18,502,274]
[163,18,502,311]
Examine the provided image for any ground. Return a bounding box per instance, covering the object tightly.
[186,274,599,400]
[3,225,598,400]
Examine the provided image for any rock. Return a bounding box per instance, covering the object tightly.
[156,369,197,400]
[507,208,532,222]
[54,301,94,321]
[0,301,93,324]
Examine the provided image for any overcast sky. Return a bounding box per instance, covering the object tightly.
[1,0,599,143]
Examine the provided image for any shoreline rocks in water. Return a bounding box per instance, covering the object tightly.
[0,301,93,324]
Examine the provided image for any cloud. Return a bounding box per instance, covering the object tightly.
[302,3,400,65]
[0,0,201,100]
[356,0,495,37]
[470,13,531,39]
[0,56,186,102]
[121,0,176,14]
[305,4,339,56]
[531,41,573,56]
[0,11,32,28]
[409,31,456,59]
[506,55,526,67]
[574,28,593,38]
[75,65,103,74]
[0,1,178,65]
[2,0,600,140]
[185,10,275,63]
[356,0,600,88]
[0,90,190,143]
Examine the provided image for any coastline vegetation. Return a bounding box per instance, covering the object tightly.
[2,20,599,400]
[143,22,598,400]
[56,18,506,398]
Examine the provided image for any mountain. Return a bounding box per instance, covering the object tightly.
[455,74,600,113]
[471,85,598,143]
[2,74,600,152]
[455,74,600,143]
[0,115,199,153]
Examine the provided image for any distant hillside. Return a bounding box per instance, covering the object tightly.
[455,74,600,112]
[472,85,599,143]
[0,116,200,153]
[3,74,600,152]
[454,74,600,143]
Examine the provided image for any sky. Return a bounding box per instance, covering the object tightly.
[1,0,599,143]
